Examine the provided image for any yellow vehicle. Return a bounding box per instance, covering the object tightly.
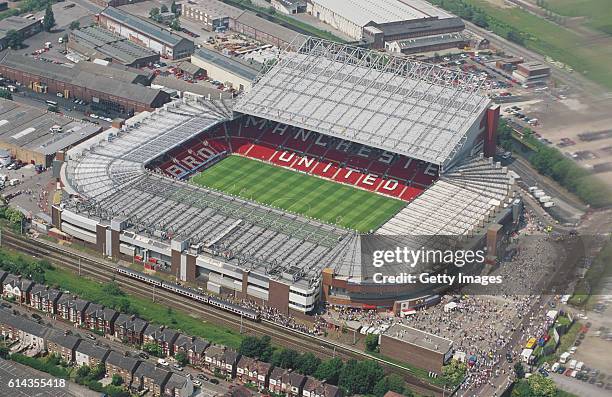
[526,337,537,349]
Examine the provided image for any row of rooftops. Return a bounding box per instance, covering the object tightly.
[0,52,166,106]
[0,98,101,156]
[0,307,191,393]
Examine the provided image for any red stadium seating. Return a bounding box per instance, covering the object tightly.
[148,116,439,202]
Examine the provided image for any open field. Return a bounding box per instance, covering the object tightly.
[463,0,612,90]
[191,155,406,233]
[544,0,612,35]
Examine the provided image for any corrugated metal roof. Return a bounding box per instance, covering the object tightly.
[101,7,188,47]
[310,0,454,27]
[192,48,258,81]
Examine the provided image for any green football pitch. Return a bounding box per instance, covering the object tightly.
[190,155,406,233]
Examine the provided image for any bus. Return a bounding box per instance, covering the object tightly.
[525,337,537,349]
[46,100,58,106]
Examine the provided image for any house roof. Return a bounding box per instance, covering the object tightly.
[283,372,306,387]
[270,367,286,380]
[106,351,141,373]
[2,274,34,290]
[75,340,111,360]
[115,314,148,332]
[134,361,171,385]
[143,324,179,342]
[57,295,90,311]
[0,308,53,338]
[48,331,81,351]
[165,372,190,391]
[174,334,209,354]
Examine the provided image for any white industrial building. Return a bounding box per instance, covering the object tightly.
[307,0,464,47]
[190,48,259,92]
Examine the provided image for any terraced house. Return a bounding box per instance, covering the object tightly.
[173,334,209,366]
[114,314,148,345]
[84,305,118,335]
[142,324,179,357]
[2,274,34,304]
[28,285,62,314]
[57,295,90,325]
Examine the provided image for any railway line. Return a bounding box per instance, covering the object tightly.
[0,230,443,396]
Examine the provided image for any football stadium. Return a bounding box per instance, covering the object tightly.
[54,37,520,315]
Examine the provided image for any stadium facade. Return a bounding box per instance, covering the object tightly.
[53,38,519,315]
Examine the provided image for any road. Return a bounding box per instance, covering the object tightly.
[0,230,445,397]
[465,21,605,98]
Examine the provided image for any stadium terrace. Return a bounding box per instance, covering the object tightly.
[54,37,520,315]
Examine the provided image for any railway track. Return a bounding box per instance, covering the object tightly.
[0,230,443,396]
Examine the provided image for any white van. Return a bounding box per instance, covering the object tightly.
[568,359,577,370]
[559,352,570,364]
[9,178,20,186]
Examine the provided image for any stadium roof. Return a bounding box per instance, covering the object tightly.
[234,38,491,166]
[310,0,453,27]
[62,98,356,287]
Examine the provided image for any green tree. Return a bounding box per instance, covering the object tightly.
[0,345,9,358]
[511,379,532,397]
[170,0,178,14]
[514,362,525,379]
[365,333,379,352]
[339,359,384,395]
[238,335,273,361]
[69,21,80,30]
[296,352,321,376]
[149,7,161,22]
[169,18,180,31]
[111,374,123,386]
[43,3,55,32]
[175,352,188,366]
[160,4,169,13]
[271,348,299,369]
[5,29,23,49]
[441,360,467,388]
[143,343,163,357]
[102,281,124,297]
[373,374,407,397]
[527,374,556,397]
[314,357,343,384]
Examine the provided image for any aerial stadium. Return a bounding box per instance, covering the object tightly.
[53,37,520,315]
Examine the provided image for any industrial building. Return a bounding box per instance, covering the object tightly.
[0,16,43,51]
[0,52,171,115]
[90,0,147,8]
[0,99,101,167]
[271,0,306,15]
[181,0,240,31]
[98,7,195,60]
[306,0,464,48]
[68,25,159,67]
[385,32,470,55]
[190,48,259,92]
[379,324,453,374]
[512,61,551,86]
[75,61,154,86]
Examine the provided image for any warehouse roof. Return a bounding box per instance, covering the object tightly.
[384,323,453,353]
[233,10,303,47]
[182,0,242,19]
[0,99,101,156]
[76,61,153,85]
[70,26,158,66]
[101,7,191,48]
[192,48,258,81]
[234,37,490,166]
[310,0,454,27]
[0,16,41,37]
[152,75,232,99]
[0,52,167,105]
[393,32,468,50]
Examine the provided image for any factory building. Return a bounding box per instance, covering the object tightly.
[0,52,170,115]
[68,25,159,67]
[379,324,453,374]
[385,32,470,55]
[98,7,195,60]
[307,0,464,48]
[0,99,101,167]
[512,61,551,86]
[0,16,43,51]
[190,48,259,92]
